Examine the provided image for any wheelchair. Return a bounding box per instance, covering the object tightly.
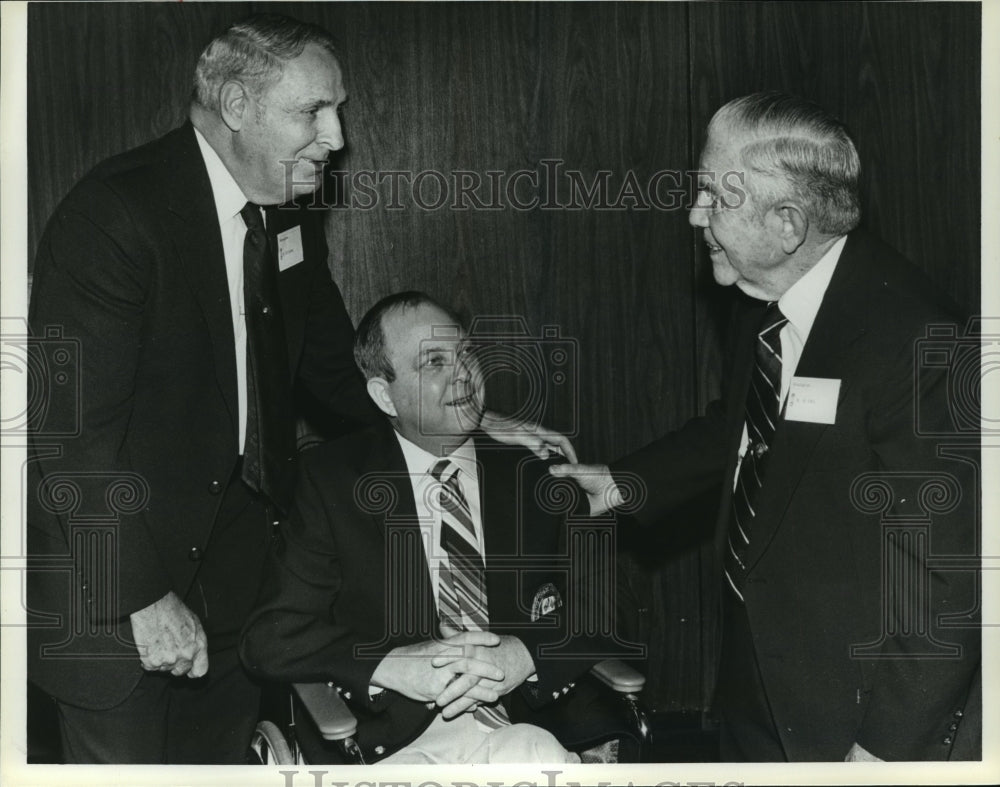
[249,658,651,765]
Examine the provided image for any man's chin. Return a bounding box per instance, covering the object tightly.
[283,168,324,199]
[287,181,322,200]
[450,407,484,435]
[711,256,740,287]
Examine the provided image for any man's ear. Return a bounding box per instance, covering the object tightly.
[366,377,397,418]
[218,81,250,132]
[773,202,808,254]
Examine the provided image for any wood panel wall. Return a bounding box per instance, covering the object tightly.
[25,1,981,713]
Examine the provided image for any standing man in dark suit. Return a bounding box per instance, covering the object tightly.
[552,92,980,761]
[27,14,571,764]
[241,292,612,763]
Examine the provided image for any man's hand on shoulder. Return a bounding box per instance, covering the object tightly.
[548,462,622,515]
[480,411,578,463]
[129,591,209,678]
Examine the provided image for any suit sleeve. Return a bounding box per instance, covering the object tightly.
[853,335,980,760]
[240,459,393,714]
[609,398,730,526]
[28,179,171,618]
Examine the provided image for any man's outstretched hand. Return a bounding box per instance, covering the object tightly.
[548,462,622,515]
[130,591,209,678]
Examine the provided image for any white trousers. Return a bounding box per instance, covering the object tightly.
[379,711,579,764]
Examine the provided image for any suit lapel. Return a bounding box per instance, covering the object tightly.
[712,298,768,556]
[725,298,768,451]
[474,437,519,568]
[744,232,873,570]
[358,424,436,636]
[474,437,540,635]
[160,125,239,436]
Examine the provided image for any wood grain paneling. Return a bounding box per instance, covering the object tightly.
[26,1,981,715]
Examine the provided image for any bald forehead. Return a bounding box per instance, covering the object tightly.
[382,303,461,359]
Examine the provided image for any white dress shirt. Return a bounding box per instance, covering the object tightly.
[393,431,485,607]
[389,429,539,690]
[735,235,847,481]
[193,127,255,453]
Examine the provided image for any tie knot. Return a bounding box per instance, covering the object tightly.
[240,202,265,233]
[760,302,788,334]
[431,458,457,484]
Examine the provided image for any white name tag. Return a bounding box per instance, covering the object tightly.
[786,376,841,424]
[276,225,304,270]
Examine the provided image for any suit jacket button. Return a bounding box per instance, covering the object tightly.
[208,480,222,495]
[374,745,385,756]
[942,736,953,745]
[949,722,959,731]
[189,547,202,562]
[953,709,964,718]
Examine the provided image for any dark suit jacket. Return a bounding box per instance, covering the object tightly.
[612,230,980,760]
[240,422,615,761]
[27,124,376,709]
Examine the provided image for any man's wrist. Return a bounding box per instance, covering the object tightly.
[590,475,623,516]
[504,636,536,684]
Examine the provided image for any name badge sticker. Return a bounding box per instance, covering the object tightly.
[277,225,304,271]
[786,376,841,424]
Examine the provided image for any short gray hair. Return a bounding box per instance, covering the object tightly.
[711,91,861,235]
[192,14,339,111]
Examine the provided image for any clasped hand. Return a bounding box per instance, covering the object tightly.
[371,626,535,718]
[130,591,209,678]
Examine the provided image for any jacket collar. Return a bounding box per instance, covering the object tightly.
[741,229,881,569]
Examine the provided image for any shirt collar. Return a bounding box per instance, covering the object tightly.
[193,126,250,225]
[392,429,478,481]
[778,234,847,340]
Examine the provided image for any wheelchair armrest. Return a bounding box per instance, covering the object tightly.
[292,682,359,741]
[589,659,646,694]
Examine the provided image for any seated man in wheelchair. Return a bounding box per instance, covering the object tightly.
[241,291,638,763]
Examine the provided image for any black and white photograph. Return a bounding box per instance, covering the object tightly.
[1,1,995,785]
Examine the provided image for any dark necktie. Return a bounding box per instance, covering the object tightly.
[240,203,295,509]
[430,458,509,729]
[725,302,788,601]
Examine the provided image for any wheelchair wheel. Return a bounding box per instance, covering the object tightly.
[249,720,295,764]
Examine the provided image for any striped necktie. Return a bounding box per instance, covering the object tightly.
[431,458,510,729]
[725,302,788,602]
